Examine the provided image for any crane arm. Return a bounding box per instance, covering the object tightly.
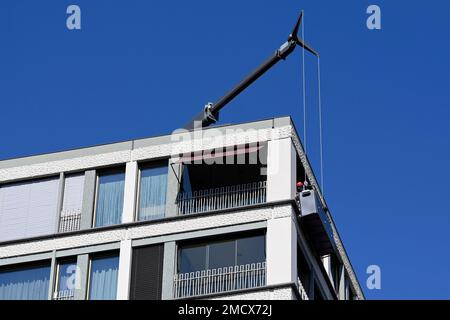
[184,11,318,130]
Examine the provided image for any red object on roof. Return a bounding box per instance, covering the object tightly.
[296,181,304,187]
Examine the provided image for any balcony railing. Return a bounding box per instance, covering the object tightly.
[58,209,81,233]
[297,277,309,300]
[53,290,74,300]
[176,181,267,215]
[174,262,266,298]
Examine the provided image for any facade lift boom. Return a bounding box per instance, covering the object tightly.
[185,11,319,130]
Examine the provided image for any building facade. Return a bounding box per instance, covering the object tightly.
[0,116,364,300]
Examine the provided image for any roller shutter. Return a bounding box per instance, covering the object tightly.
[0,177,59,242]
[130,244,164,300]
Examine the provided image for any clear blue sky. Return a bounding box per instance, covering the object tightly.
[1,0,449,299]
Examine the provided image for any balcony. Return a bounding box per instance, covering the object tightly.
[173,262,266,298]
[53,289,74,300]
[176,181,267,215]
[58,209,81,233]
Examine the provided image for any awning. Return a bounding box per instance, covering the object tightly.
[169,144,264,186]
[173,145,263,164]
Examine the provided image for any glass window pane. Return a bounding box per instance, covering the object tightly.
[209,240,236,269]
[178,245,207,274]
[138,165,168,221]
[181,165,192,193]
[236,235,265,266]
[95,171,125,227]
[0,263,50,300]
[57,261,77,292]
[89,255,119,300]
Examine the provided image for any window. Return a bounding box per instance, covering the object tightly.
[62,174,85,215]
[0,177,59,242]
[130,244,164,300]
[237,235,266,265]
[137,162,168,221]
[88,254,119,300]
[59,173,84,233]
[94,169,125,227]
[54,259,77,300]
[177,145,268,215]
[178,233,266,274]
[209,240,235,270]
[0,262,51,300]
[180,144,267,193]
[178,244,207,273]
[175,233,266,298]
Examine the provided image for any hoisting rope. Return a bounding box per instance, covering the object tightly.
[301,13,307,153]
[300,13,324,195]
[317,57,324,195]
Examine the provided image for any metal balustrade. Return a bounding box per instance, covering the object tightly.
[176,181,267,215]
[58,209,81,233]
[297,277,310,300]
[53,290,74,300]
[174,262,266,298]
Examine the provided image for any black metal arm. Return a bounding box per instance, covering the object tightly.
[184,11,318,130]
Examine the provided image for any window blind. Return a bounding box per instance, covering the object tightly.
[0,262,51,300]
[138,165,168,221]
[130,244,164,300]
[62,174,85,216]
[89,255,119,300]
[0,177,59,242]
[95,171,125,227]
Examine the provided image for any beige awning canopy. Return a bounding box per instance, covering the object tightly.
[173,145,263,164]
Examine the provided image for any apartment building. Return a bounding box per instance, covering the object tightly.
[0,116,364,300]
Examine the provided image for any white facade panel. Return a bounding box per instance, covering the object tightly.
[266,138,296,202]
[122,162,137,224]
[266,216,297,286]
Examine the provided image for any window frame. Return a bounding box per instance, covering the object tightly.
[86,251,120,300]
[92,167,126,228]
[0,176,60,242]
[53,257,77,298]
[134,160,169,222]
[0,260,52,300]
[176,230,266,274]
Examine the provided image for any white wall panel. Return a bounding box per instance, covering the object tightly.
[266,216,297,286]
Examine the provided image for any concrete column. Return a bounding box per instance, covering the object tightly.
[161,241,176,299]
[116,239,133,300]
[165,160,181,218]
[54,173,65,233]
[80,170,96,229]
[47,251,57,300]
[266,138,296,202]
[122,162,138,223]
[74,254,89,300]
[266,216,297,286]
